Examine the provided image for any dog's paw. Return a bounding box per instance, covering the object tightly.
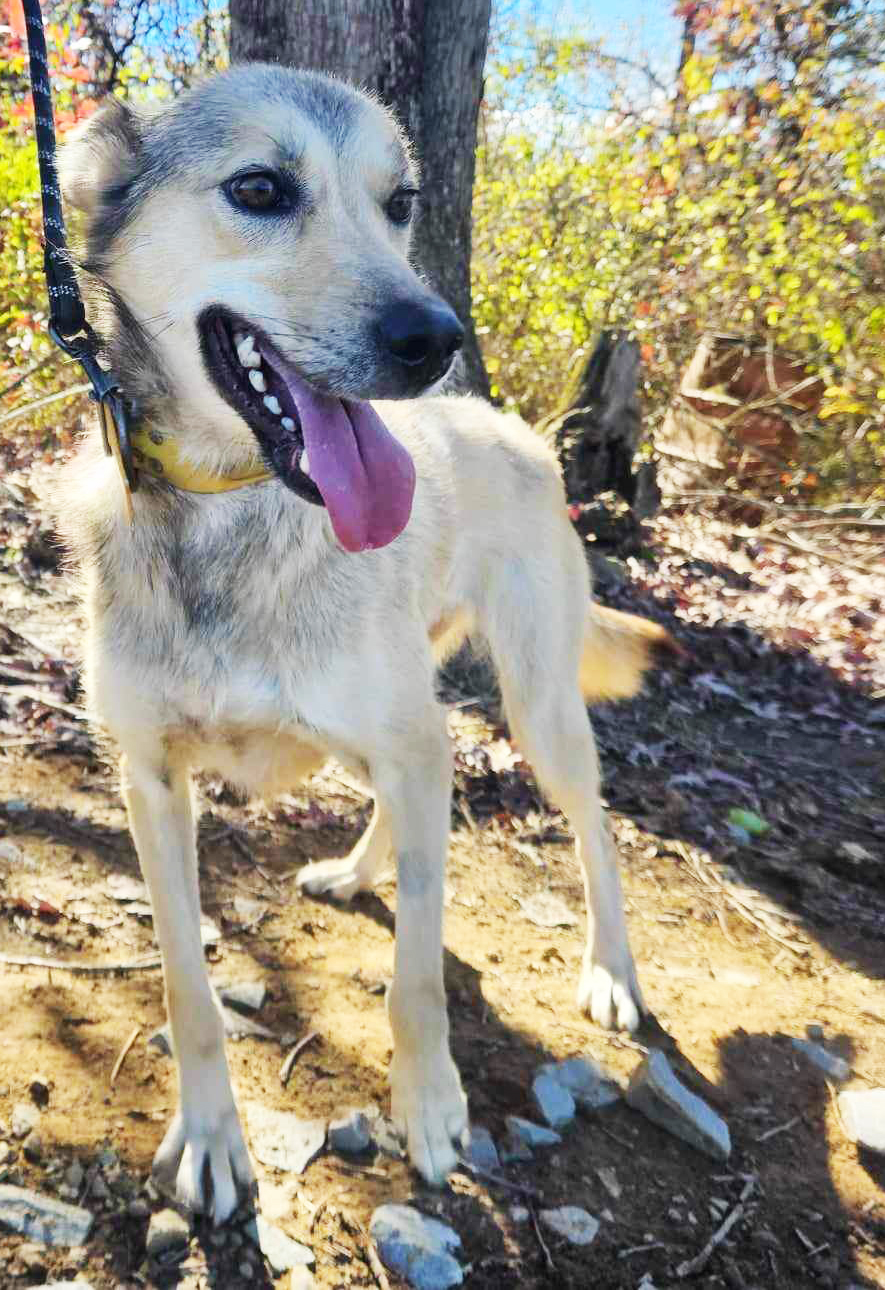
[390,1049,469,1186]
[152,1099,254,1224]
[577,957,644,1033]
[296,856,374,902]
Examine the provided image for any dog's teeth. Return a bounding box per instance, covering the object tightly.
[300,450,310,476]
[237,334,261,368]
[281,416,295,432]
[248,369,267,393]
[263,395,282,415]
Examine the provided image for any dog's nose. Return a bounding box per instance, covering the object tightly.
[378,299,463,386]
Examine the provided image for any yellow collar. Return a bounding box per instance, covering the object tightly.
[131,426,273,494]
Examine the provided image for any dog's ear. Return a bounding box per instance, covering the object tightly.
[58,98,143,216]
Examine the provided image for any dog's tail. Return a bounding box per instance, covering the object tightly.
[580,602,683,702]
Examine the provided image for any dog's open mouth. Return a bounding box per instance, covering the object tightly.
[198,306,416,552]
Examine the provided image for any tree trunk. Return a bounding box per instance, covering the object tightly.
[229,0,491,397]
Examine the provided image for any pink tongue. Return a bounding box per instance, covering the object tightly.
[271,366,415,552]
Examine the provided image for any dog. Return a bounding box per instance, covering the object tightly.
[55,64,673,1223]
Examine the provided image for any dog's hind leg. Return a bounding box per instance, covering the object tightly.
[481,555,645,1033]
[372,713,469,1184]
[296,799,391,901]
[120,750,253,1222]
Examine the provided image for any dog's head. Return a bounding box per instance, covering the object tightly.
[60,65,463,550]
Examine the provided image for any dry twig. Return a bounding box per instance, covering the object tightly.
[110,1026,141,1085]
[676,1175,756,1277]
[529,1205,555,1273]
[280,1029,319,1085]
[0,950,162,974]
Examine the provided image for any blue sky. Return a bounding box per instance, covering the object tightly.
[499,0,683,81]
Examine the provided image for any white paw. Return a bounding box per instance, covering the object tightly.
[296,856,373,902]
[152,1097,254,1224]
[390,1049,469,1186]
[577,957,644,1033]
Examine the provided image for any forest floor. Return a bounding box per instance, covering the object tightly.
[0,450,883,1290]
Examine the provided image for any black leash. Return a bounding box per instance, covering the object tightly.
[21,0,138,501]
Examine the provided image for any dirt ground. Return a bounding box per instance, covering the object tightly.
[0,469,883,1289]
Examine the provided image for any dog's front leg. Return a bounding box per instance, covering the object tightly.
[374,722,468,1185]
[120,753,253,1222]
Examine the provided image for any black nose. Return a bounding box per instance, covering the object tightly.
[377,299,464,388]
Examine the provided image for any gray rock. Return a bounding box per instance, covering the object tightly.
[540,1206,600,1246]
[539,1056,621,1111]
[0,1185,94,1246]
[530,1072,575,1130]
[128,1197,150,1219]
[63,1161,83,1192]
[790,1038,851,1083]
[328,1109,373,1156]
[461,1126,499,1172]
[370,1203,463,1290]
[247,1105,325,1173]
[245,1215,314,1275]
[218,981,268,1014]
[626,1051,731,1161]
[838,1088,885,1153]
[11,1103,37,1139]
[145,1207,190,1259]
[504,1116,562,1150]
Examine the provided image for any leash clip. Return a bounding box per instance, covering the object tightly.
[49,322,139,521]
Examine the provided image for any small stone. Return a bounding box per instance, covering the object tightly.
[461,1126,499,1173]
[89,1175,109,1201]
[0,1184,94,1246]
[540,1206,600,1246]
[626,1051,731,1161]
[96,1147,117,1170]
[838,1088,885,1153]
[23,1132,43,1163]
[370,1203,462,1290]
[239,1260,254,1278]
[63,1161,84,1192]
[218,981,267,1014]
[517,892,578,928]
[328,1109,373,1156]
[790,1038,851,1083]
[128,1197,150,1219]
[806,1023,825,1041]
[29,1077,51,1109]
[247,1105,325,1174]
[246,1215,314,1274]
[509,1205,529,1223]
[504,1116,562,1150]
[539,1056,621,1111]
[145,1207,190,1259]
[11,1103,38,1139]
[530,1072,575,1130]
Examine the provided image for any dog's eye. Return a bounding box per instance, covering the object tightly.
[385,188,418,226]
[226,171,285,213]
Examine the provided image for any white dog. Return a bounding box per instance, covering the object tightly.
[56,64,671,1221]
